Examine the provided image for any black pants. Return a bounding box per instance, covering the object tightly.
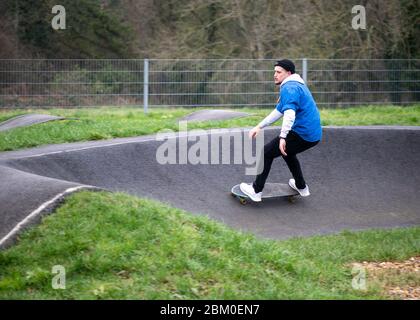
[253,131,319,193]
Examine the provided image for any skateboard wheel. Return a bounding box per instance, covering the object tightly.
[239,198,247,205]
[288,195,296,203]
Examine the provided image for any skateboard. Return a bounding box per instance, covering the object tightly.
[231,183,299,205]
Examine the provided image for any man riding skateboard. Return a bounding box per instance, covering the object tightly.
[240,59,322,202]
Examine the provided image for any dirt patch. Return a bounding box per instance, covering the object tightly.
[351,256,420,300]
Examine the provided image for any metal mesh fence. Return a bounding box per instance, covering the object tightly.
[307,59,420,106]
[0,59,418,109]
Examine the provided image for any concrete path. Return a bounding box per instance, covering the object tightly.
[0,114,65,132]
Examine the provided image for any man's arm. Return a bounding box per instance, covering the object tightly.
[279,109,296,156]
[258,108,283,129]
[279,109,296,138]
[249,108,283,138]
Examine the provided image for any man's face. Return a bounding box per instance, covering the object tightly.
[274,66,291,85]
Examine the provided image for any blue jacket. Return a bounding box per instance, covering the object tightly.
[276,74,322,142]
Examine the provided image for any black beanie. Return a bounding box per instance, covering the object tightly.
[275,59,295,74]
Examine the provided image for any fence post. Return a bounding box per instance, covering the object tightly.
[302,58,308,83]
[143,58,149,114]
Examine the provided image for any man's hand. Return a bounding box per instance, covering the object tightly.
[249,126,261,139]
[279,138,287,156]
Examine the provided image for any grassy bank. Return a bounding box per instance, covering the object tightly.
[0,105,419,151]
[0,191,418,300]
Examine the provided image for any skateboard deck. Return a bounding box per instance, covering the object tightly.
[231,183,299,205]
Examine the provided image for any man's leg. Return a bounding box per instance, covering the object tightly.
[282,131,318,189]
[253,136,282,193]
[283,154,306,189]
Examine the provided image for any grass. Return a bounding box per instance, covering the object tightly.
[0,105,419,151]
[320,105,420,126]
[0,191,418,300]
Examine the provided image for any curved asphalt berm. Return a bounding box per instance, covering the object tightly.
[1,126,419,248]
[0,114,65,132]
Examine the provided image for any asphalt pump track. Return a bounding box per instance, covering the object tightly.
[1,126,419,248]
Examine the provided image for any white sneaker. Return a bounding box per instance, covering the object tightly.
[288,179,310,197]
[239,183,262,202]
